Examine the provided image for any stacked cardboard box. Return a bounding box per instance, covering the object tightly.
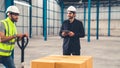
[31,55,93,68]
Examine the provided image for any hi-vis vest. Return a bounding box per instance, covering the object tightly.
[0,17,17,56]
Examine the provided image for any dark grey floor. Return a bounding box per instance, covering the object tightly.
[0,36,120,68]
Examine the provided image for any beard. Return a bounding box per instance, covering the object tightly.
[68,16,74,19]
[10,15,18,22]
[11,18,18,22]
[11,17,18,22]
[12,19,17,22]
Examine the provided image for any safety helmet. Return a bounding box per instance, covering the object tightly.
[67,6,76,12]
[6,5,20,14]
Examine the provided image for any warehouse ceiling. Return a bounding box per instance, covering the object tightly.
[56,0,120,8]
[16,0,30,3]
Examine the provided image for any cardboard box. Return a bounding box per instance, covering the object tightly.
[31,59,55,68]
[31,55,93,68]
[42,55,93,68]
[55,60,86,68]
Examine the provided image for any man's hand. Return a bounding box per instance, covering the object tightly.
[68,31,75,37]
[16,33,28,40]
[16,34,22,38]
[62,32,68,37]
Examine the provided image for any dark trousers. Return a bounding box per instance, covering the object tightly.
[63,50,80,55]
[0,56,16,68]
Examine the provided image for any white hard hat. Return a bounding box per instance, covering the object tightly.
[6,5,20,14]
[67,6,76,12]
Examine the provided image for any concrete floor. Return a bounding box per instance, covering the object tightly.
[0,36,120,68]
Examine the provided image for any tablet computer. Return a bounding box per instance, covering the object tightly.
[62,30,70,33]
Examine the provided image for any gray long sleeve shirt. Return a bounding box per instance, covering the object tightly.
[0,22,5,33]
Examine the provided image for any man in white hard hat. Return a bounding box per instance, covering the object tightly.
[59,6,85,55]
[0,5,28,68]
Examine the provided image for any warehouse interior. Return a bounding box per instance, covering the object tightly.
[0,0,120,40]
[0,0,120,68]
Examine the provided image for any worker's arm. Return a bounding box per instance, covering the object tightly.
[0,32,16,42]
[0,22,17,42]
[0,22,28,43]
[0,32,28,43]
[0,32,2,42]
